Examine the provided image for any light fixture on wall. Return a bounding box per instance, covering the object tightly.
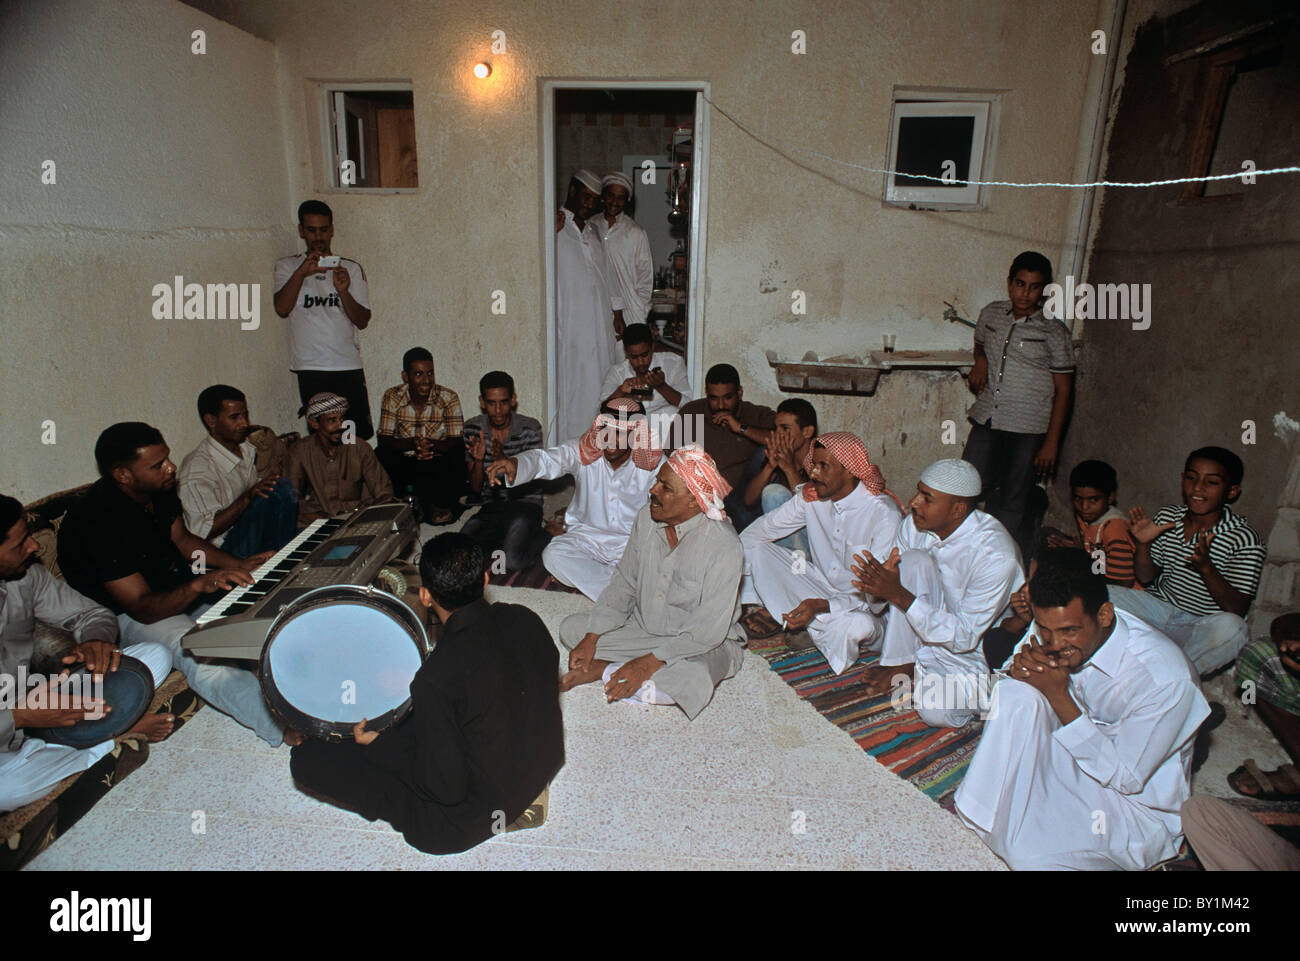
[473,62,492,79]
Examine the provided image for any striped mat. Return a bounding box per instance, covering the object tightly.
[747,628,984,804]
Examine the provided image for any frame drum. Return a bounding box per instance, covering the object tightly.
[259,584,429,741]
[30,657,155,748]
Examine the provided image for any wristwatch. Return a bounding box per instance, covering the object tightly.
[738,423,748,435]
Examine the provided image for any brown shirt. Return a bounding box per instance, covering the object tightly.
[287,437,394,523]
[669,398,776,490]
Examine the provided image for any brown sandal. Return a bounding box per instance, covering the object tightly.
[1227,759,1300,801]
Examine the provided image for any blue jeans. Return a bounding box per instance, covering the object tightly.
[116,606,285,746]
[1107,586,1249,677]
[221,478,299,558]
[760,483,810,557]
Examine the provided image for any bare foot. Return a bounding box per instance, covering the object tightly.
[560,659,609,692]
[862,662,912,697]
[127,712,174,742]
[283,728,307,747]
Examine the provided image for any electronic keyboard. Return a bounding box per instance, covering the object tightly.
[181,502,419,660]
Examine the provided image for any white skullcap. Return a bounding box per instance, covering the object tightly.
[602,171,633,195]
[919,458,983,497]
[573,169,602,194]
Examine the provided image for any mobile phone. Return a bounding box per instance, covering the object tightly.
[317,255,341,268]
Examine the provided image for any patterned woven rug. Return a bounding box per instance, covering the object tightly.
[744,611,983,804]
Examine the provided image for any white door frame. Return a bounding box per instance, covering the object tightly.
[540,80,710,443]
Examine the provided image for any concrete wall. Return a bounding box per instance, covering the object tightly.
[1058,0,1300,542]
[0,0,294,502]
[242,0,1101,493]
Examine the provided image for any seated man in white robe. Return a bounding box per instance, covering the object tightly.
[740,433,903,675]
[953,556,1209,870]
[851,458,1022,727]
[557,447,744,720]
[487,397,660,600]
[0,495,175,813]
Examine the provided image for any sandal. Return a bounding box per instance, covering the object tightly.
[1227,759,1300,801]
[739,607,782,640]
[783,629,816,652]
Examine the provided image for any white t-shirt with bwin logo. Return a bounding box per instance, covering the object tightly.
[274,252,370,371]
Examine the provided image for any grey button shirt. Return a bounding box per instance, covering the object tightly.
[1,563,119,752]
[967,300,1074,434]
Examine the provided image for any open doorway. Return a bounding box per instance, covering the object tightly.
[541,81,709,443]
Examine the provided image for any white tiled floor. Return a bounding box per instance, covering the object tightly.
[26,585,1005,871]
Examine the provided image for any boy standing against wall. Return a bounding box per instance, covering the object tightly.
[963,251,1074,554]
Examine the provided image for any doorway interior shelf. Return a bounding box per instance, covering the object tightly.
[766,349,973,395]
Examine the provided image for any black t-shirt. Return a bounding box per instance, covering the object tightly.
[58,478,192,614]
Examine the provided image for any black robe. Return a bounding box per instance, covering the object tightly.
[290,598,564,855]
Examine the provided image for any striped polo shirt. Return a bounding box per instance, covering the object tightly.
[463,413,545,506]
[967,300,1074,434]
[1149,504,1266,615]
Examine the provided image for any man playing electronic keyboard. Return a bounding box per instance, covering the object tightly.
[59,422,303,748]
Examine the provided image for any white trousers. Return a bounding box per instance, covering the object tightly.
[745,541,883,675]
[543,534,619,601]
[953,678,1183,870]
[881,549,989,728]
[558,613,743,720]
[0,641,172,813]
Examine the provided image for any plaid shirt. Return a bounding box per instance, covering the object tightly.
[378,383,463,441]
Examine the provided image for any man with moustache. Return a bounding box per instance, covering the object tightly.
[555,169,622,441]
[0,494,176,812]
[741,433,903,674]
[851,458,1023,728]
[58,423,300,747]
[178,384,298,558]
[376,348,466,525]
[593,171,653,331]
[557,446,745,720]
[953,559,1208,870]
[287,393,394,526]
[487,397,660,601]
[274,200,375,439]
[670,363,775,530]
[461,371,546,571]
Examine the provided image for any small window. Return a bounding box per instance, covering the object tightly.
[884,94,996,210]
[320,83,418,190]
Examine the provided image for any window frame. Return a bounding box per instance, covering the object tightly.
[883,88,1002,211]
[313,80,419,194]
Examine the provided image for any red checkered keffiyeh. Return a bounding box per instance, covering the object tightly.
[801,431,901,507]
[576,396,662,470]
[667,445,731,521]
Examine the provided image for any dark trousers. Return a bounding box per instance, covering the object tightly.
[290,739,479,855]
[221,478,299,557]
[725,488,758,533]
[294,369,374,440]
[376,440,468,515]
[962,421,1043,558]
[982,624,1022,672]
[461,500,549,572]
